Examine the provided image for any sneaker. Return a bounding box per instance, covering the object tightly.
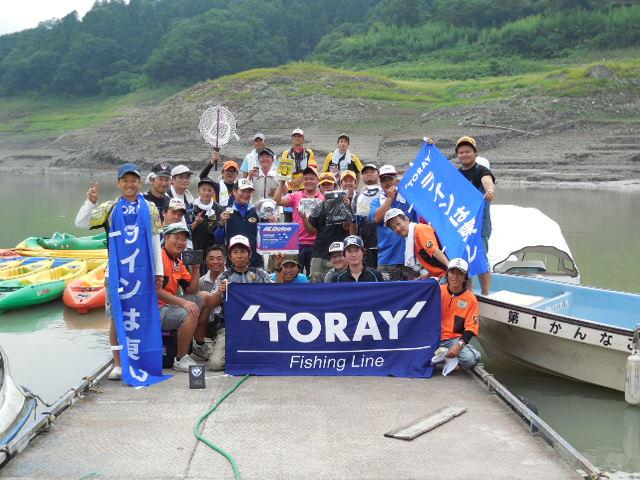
[191,340,212,360]
[173,355,198,372]
[108,366,122,380]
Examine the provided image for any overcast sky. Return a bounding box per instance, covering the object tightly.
[0,0,98,35]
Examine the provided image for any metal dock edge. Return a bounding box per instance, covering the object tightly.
[472,364,605,480]
[0,358,113,468]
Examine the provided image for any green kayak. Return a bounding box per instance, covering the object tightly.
[21,232,107,250]
[0,280,66,312]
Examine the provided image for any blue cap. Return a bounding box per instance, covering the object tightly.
[117,163,141,179]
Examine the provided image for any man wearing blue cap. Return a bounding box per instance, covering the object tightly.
[75,163,164,381]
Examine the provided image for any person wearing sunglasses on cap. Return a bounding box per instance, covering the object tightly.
[333,235,384,283]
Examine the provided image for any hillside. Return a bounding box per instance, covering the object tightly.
[1,0,638,96]
[1,61,639,186]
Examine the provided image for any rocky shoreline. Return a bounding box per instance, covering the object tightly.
[1,71,639,188]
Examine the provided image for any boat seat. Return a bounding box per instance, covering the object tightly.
[494,260,546,275]
[486,290,545,307]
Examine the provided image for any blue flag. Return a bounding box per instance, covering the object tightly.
[399,142,489,276]
[225,281,441,377]
[108,195,171,387]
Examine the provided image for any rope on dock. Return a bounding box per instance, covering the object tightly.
[194,374,251,480]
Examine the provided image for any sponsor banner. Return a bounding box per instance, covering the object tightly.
[399,141,489,276]
[257,222,299,254]
[225,281,441,377]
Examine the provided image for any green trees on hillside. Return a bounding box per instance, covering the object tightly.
[0,0,378,96]
[0,0,636,95]
[313,3,640,72]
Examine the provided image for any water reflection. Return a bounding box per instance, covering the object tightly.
[62,306,110,330]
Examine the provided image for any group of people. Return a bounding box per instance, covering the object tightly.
[76,128,495,380]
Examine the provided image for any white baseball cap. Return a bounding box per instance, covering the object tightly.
[291,128,304,136]
[378,165,398,177]
[228,235,251,250]
[236,178,255,191]
[447,258,469,274]
[383,208,406,227]
[167,197,186,212]
[171,165,193,177]
[253,132,266,141]
[328,241,344,254]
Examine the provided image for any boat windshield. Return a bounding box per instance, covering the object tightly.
[493,246,579,278]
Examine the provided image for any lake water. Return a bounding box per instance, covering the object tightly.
[0,175,638,475]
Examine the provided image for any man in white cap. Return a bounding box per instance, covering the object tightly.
[280,128,317,191]
[369,164,419,280]
[215,178,274,268]
[438,258,481,370]
[240,133,267,178]
[324,241,347,282]
[168,164,195,229]
[163,197,187,226]
[208,234,273,371]
[249,147,278,203]
[384,208,449,279]
[352,163,382,268]
[144,162,172,221]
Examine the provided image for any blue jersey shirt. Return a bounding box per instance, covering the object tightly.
[369,194,418,265]
[270,272,309,283]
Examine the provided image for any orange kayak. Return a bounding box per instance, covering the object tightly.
[63,262,107,315]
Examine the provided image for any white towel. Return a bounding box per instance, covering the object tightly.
[404,222,421,273]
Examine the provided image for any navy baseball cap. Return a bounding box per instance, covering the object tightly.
[151,162,172,178]
[117,163,140,179]
[343,235,364,249]
[258,148,275,158]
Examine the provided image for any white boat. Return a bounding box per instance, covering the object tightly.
[477,273,639,392]
[0,346,36,458]
[488,205,580,284]
[478,205,638,392]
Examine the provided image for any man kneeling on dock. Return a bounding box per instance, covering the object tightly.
[208,235,273,371]
[157,223,215,372]
[439,258,481,370]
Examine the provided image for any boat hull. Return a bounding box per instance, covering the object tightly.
[0,347,36,448]
[478,295,632,392]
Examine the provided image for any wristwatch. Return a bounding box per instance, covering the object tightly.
[457,339,466,347]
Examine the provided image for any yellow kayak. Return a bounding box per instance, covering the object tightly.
[0,259,54,281]
[13,244,108,261]
[0,259,24,270]
[0,259,87,290]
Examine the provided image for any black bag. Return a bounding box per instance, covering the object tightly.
[162,330,178,369]
[325,191,355,225]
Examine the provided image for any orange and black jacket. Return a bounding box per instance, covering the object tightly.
[414,223,447,278]
[440,284,480,344]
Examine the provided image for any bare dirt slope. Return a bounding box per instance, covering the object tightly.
[1,70,639,187]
